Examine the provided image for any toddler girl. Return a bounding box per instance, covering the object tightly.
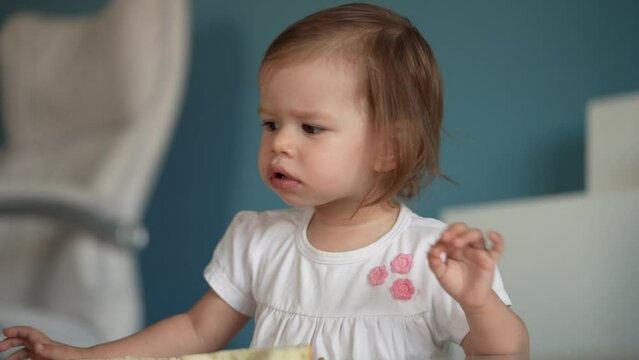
[0,3,528,360]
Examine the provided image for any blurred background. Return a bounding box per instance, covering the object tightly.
[0,0,637,356]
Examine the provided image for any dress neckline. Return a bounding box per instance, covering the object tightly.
[295,204,411,265]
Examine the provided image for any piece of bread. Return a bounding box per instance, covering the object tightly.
[86,345,313,360]
[183,345,312,360]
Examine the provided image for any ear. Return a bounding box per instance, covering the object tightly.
[373,149,396,172]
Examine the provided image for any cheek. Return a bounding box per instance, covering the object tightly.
[257,139,269,175]
[315,143,372,178]
[347,142,374,169]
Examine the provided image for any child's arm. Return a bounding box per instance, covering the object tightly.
[427,223,529,356]
[0,289,250,360]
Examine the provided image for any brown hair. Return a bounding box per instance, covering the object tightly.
[260,3,444,206]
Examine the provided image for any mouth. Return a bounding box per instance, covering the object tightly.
[267,166,301,190]
[268,165,296,180]
[272,172,291,180]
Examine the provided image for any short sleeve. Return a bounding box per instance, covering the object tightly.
[203,211,258,316]
[431,265,512,345]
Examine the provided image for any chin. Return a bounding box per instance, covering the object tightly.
[279,197,315,208]
[274,192,318,208]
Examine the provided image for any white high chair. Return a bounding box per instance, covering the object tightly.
[0,0,189,350]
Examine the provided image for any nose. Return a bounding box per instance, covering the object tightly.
[271,126,295,157]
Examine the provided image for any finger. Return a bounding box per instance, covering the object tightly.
[5,349,32,360]
[427,245,447,279]
[438,223,469,243]
[2,326,23,337]
[3,326,46,344]
[449,228,485,249]
[439,235,487,265]
[464,245,496,271]
[487,230,504,261]
[432,237,468,262]
[441,243,465,261]
[0,338,27,352]
[3,326,33,337]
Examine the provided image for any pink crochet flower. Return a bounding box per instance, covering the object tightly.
[368,265,389,286]
[390,253,413,274]
[390,279,415,300]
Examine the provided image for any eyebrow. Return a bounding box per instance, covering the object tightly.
[258,107,332,121]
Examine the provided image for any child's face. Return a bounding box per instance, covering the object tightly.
[258,58,378,209]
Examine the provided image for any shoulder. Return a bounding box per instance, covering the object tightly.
[400,205,448,246]
[227,207,308,242]
[213,207,307,263]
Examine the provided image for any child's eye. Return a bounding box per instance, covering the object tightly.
[261,121,278,132]
[302,123,324,135]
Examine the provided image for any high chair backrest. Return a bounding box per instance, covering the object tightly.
[0,0,189,220]
[0,0,190,346]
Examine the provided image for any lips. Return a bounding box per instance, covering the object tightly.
[267,165,301,190]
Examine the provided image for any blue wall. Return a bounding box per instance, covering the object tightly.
[1,0,638,349]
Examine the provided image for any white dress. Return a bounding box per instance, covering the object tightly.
[204,205,511,360]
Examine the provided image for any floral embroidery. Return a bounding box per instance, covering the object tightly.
[390,278,415,300]
[390,253,413,274]
[369,254,418,299]
[368,265,389,286]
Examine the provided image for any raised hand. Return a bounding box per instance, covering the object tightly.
[426,223,504,311]
[0,326,84,360]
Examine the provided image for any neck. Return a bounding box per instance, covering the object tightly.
[307,200,401,252]
[313,200,396,225]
